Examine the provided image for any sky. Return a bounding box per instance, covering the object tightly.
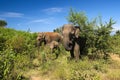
[0,0,120,32]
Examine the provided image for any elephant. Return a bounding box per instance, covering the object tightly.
[36,32,63,46]
[47,41,60,59]
[48,40,59,51]
[36,32,62,58]
[62,24,81,61]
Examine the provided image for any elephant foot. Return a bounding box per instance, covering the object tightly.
[75,58,79,62]
[67,57,79,62]
[67,56,74,61]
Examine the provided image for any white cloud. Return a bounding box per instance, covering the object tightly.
[0,12,24,18]
[30,17,54,24]
[42,7,64,14]
[31,19,47,23]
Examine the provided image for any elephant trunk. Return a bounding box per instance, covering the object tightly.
[63,39,73,51]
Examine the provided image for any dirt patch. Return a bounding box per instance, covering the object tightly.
[30,76,42,80]
[30,75,50,80]
[110,54,120,62]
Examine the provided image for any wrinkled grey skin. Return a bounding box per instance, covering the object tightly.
[62,24,81,61]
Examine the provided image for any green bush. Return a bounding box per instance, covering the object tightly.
[0,28,37,79]
[111,34,120,55]
[67,9,115,58]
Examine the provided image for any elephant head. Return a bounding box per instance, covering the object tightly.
[62,24,80,51]
[36,32,46,46]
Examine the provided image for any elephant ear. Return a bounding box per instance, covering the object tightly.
[74,26,80,38]
[37,32,46,40]
[42,32,46,39]
[37,32,42,40]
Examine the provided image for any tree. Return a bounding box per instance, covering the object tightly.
[115,30,120,35]
[111,32,120,55]
[67,9,115,58]
[0,20,7,27]
[53,27,62,34]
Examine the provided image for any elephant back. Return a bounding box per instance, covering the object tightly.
[44,32,62,44]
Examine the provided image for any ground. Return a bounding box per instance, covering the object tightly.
[23,54,120,80]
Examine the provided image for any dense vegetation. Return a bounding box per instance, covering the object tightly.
[0,10,120,80]
[0,28,37,80]
[67,9,115,58]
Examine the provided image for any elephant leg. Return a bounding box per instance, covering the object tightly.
[74,42,80,61]
[55,47,60,59]
[70,48,74,59]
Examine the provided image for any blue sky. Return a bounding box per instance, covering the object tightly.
[0,0,120,32]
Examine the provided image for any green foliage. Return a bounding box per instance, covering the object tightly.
[0,34,6,51]
[6,35,26,53]
[111,33,120,55]
[0,20,7,27]
[115,30,120,35]
[53,27,62,35]
[0,49,15,80]
[67,9,116,58]
[0,28,37,79]
[67,9,87,28]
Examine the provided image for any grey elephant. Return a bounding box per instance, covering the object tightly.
[62,24,81,61]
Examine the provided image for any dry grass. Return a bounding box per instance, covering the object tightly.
[101,54,120,80]
[22,54,120,80]
[110,54,120,62]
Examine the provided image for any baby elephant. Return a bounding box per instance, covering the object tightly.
[47,41,60,59]
[48,41,59,51]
